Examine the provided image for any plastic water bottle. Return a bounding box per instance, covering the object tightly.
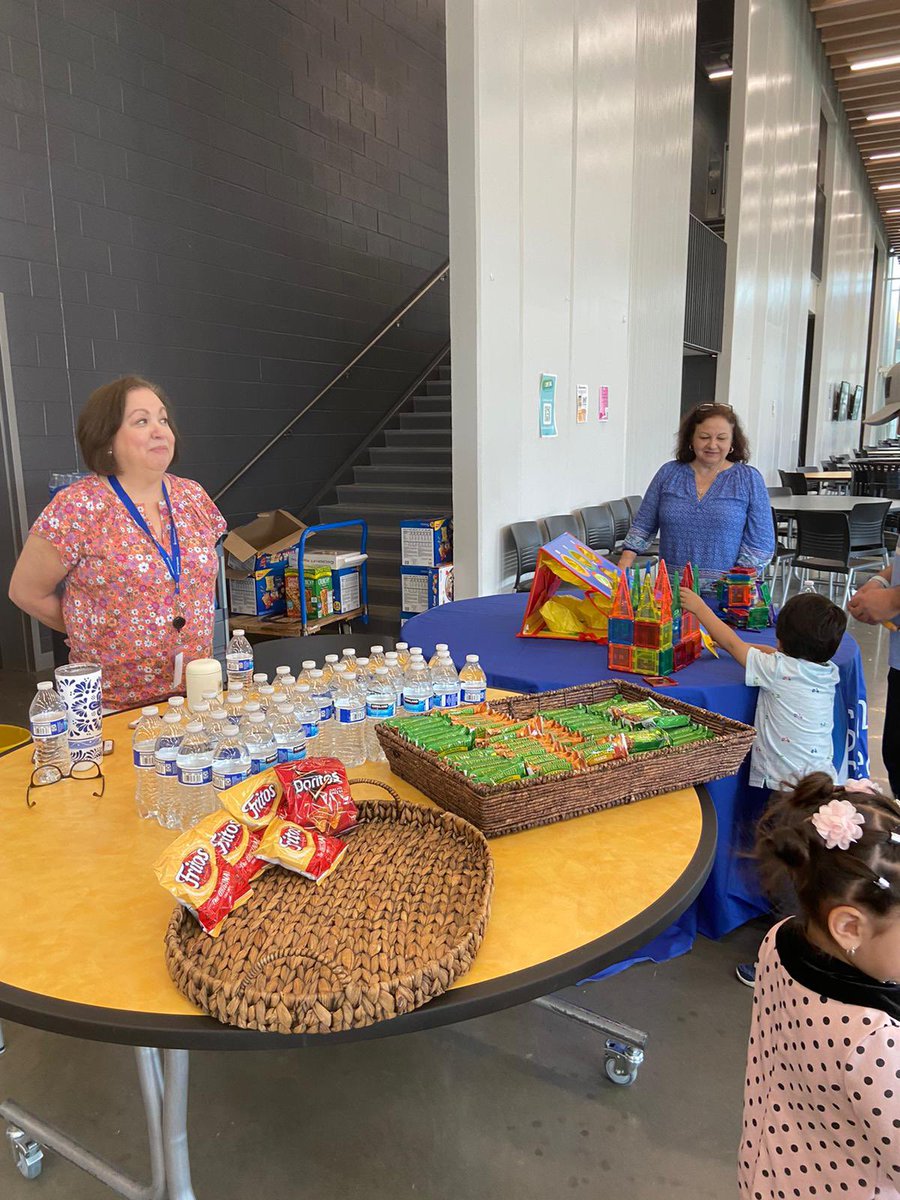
[244,711,276,775]
[224,685,244,726]
[297,660,316,688]
[368,645,386,674]
[226,629,254,687]
[403,658,433,715]
[272,703,307,764]
[166,694,187,727]
[333,664,366,767]
[175,721,217,827]
[395,642,411,671]
[365,667,395,762]
[206,707,229,744]
[249,672,268,704]
[428,643,449,669]
[133,706,162,820]
[274,665,292,693]
[154,713,184,829]
[29,681,71,779]
[460,654,487,704]
[341,648,358,679]
[293,684,320,753]
[432,653,460,709]
[212,725,251,793]
[256,684,275,713]
[322,654,339,686]
[310,669,335,756]
[271,672,294,709]
[384,652,404,710]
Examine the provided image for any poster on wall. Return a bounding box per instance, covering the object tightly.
[539,373,558,438]
[598,386,609,422]
[576,384,589,424]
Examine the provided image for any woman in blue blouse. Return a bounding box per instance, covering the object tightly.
[618,403,774,588]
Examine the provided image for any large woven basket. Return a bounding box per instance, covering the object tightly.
[164,788,494,1034]
[378,680,754,838]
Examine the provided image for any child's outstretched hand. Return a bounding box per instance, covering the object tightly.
[679,588,703,615]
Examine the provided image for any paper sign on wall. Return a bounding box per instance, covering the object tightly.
[598,385,609,422]
[576,384,589,424]
[539,373,557,438]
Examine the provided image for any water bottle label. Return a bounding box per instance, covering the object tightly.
[31,717,67,738]
[250,751,276,774]
[301,721,319,738]
[319,702,334,722]
[403,696,429,714]
[462,685,487,704]
[213,769,248,791]
[366,700,396,719]
[228,656,252,672]
[435,690,460,709]
[276,744,307,763]
[337,705,365,724]
[133,748,156,769]
[156,759,178,777]
[178,765,213,786]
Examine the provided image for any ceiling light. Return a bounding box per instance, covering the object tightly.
[851,53,900,72]
[878,182,900,190]
[707,68,733,80]
[871,150,900,161]
[867,109,900,122]
[887,208,900,215]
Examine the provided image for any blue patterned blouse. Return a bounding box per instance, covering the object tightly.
[623,460,774,586]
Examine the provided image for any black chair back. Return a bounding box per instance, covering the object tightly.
[793,512,851,571]
[607,498,631,545]
[543,514,584,542]
[579,505,616,555]
[509,520,543,591]
[779,470,808,495]
[849,501,891,551]
[623,495,643,522]
[767,486,791,499]
[251,633,396,677]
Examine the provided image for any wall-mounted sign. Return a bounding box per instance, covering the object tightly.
[539,373,557,438]
[576,384,588,424]
[598,385,609,422]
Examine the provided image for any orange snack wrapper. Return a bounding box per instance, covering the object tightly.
[257,818,347,884]
[274,757,358,835]
[192,810,269,882]
[218,769,283,829]
[154,830,253,936]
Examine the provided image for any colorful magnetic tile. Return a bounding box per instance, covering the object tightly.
[608,617,634,645]
[633,619,661,649]
[608,643,634,672]
[657,646,674,675]
[658,620,673,649]
[633,647,660,674]
[673,640,688,670]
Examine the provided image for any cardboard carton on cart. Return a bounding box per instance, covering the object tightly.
[401,563,454,622]
[223,510,306,618]
[401,518,452,567]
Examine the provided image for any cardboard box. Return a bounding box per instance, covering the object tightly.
[302,549,367,570]
[400,564,453,618]
[229,563,286,617]
[224,511,305,617]
[285,568,300,616]
[332,565,361,613]
[400,518,452,568]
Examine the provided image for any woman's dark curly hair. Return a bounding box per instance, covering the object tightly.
[674,403,750,464]
[756,773,900,925]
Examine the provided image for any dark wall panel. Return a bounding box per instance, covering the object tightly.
[0,0,449,528]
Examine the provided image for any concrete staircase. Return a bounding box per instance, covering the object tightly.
[316,359,452,631]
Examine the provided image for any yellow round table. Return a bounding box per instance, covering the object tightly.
[0,708,714,1198]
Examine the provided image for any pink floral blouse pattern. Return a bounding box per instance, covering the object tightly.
[32,474,227,710]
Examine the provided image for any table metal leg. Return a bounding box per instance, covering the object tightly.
[1,1045,167,1199]
[532,995,648,1087]
[162,1050,197,1200]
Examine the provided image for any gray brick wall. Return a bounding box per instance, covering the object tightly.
[0,0,448,528]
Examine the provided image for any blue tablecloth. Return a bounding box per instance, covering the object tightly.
[404,595,869,967]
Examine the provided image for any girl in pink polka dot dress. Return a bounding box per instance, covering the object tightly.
[740,773,900,1199]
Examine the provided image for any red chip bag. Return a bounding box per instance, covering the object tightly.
[193,811,269,883]
[218,769,283,829]
[274,757,359,835]
[257,818,347,883]
[154,831,253,936]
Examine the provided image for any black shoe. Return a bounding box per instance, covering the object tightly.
[736,962,756,987]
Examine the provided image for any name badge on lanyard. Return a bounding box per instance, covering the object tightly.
[107,476,185,632]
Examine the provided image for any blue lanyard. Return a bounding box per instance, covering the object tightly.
[108,476,181,591]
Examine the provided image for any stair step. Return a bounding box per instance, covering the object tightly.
[412,395,451,413]
[321,501,450,525]
[366,573,402,607]
[424,380,451,396]
[399,412,450,430]
[354,464,453,487]
[437,364,451,381]
[384,429,451,448]
[336,483,453,507]
[369,445,452,467]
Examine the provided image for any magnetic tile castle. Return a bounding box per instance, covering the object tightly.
[606,561,703,676]
[713,566,774,630]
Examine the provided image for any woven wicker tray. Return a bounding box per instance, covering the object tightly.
[164,786,494,1034]
[377,680,755,838]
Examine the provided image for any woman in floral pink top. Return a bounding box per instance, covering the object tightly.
[9,376,226,710]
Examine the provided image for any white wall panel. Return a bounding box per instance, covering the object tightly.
[447,0,695,595]
[719,0,884,480]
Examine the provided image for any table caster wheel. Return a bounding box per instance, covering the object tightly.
[604,1039,643,1086]
[6,1127,43,1179]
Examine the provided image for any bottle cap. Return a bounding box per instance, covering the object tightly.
[410,647,422,655]
[210,709,227,720]
[233,629,245,637]
[302,661,316,669]
[276,665,291,675]
[276,703,293,713]
[37,681,53,690]
[325,654,338,663]
[342,648,357,657]
[310,669,323,677]
[163,712,180,723]
[142,705,159,715]
[370,645,384,653]
[253,673,268,683]
[244,702,261,713]
[466,655,479,663]
[248,711,266,723]
[295,684,310,694]
[184,721,203,733]
[436,643,448,651]
[376,667,389,675]
[396,642,408,650]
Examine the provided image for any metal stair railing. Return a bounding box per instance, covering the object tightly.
[212,259,449,505]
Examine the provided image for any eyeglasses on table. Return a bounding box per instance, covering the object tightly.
[26,759,105,807]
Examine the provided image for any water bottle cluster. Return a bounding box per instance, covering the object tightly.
[130,633,487,829]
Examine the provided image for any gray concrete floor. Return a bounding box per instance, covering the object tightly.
[0,613,892,1199]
